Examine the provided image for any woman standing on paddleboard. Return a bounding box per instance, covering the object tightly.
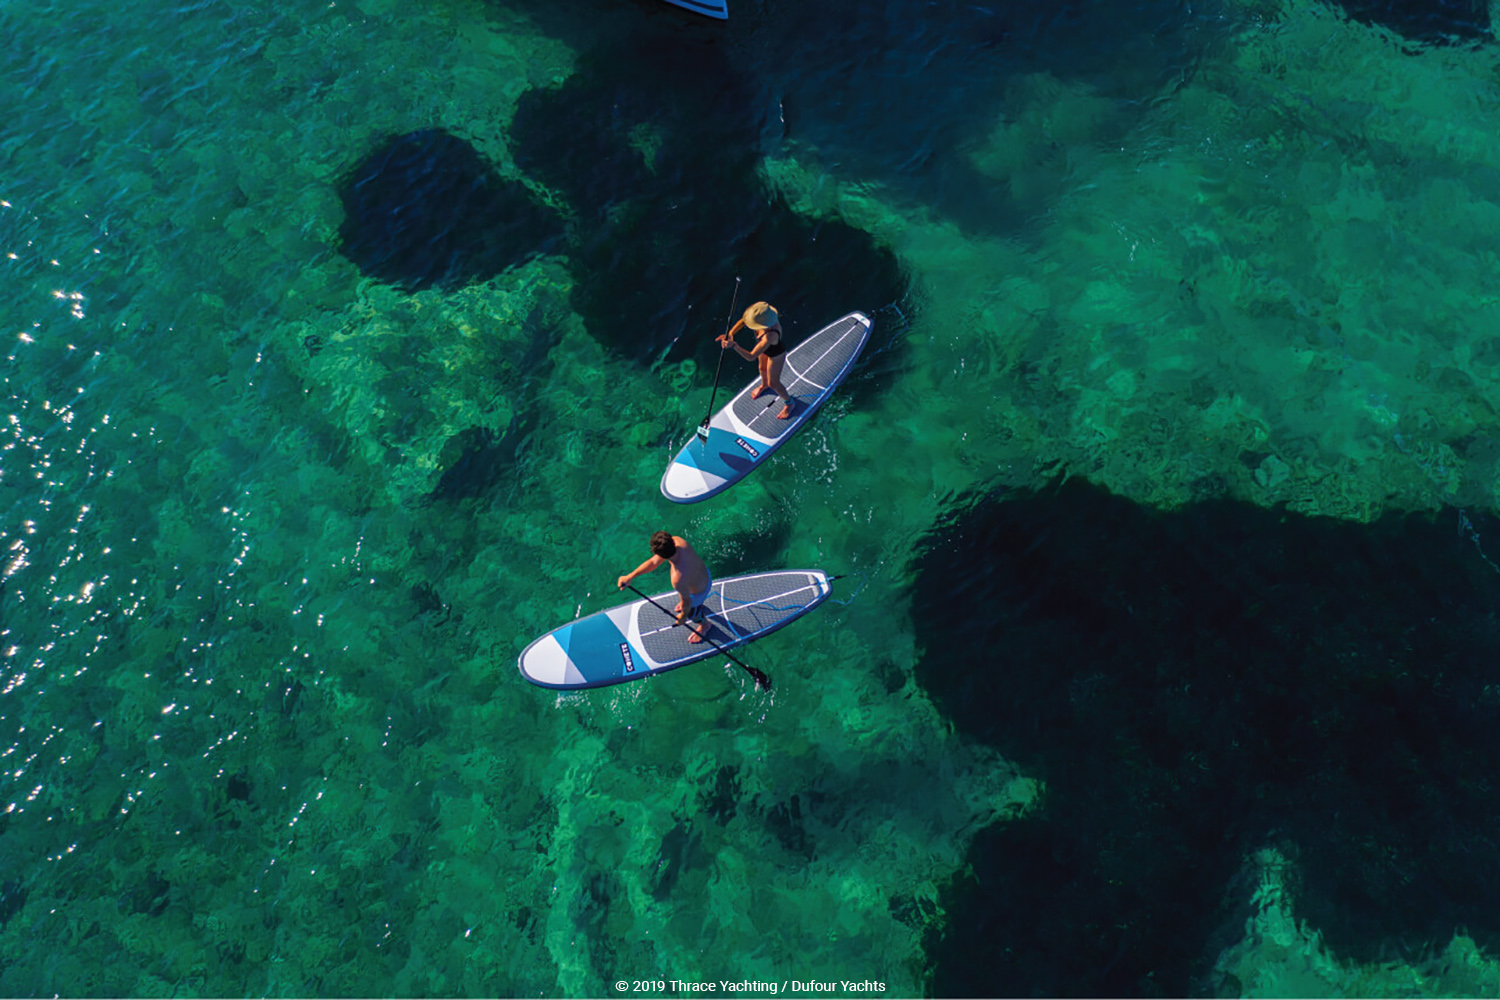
[718,301,794,419]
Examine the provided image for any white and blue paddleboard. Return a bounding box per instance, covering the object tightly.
[662,311,872,503]
[518,570,830,690]
[660,0,728,18]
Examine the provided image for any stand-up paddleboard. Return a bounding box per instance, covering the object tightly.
[519,570,830,690]
[661,0,728,18]
[662,311,872,503]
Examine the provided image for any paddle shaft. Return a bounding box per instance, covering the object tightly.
[698,277,742,436]
[626,583,771,690]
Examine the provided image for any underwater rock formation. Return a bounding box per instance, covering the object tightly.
[425,416,534,506]
[1332,0,1490,44]
[503,0,1228,242]
[509,30,908,364]
[337,129,562,292]
[915,479,1500,995]
[0,880,26,927]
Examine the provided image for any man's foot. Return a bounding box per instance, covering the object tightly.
[688,628,706,644]
[752,385,773,400]
[776,402,794,419]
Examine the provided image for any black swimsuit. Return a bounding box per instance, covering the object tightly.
[762,332,786,358]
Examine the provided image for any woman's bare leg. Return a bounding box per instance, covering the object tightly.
[768,356,794,418]
[752,355,774,398]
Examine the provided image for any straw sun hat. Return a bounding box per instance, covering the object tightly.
[743,302,779,330]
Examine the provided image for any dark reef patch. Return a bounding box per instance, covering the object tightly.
[420,314,558,509]
[426,416,534,506]
[583,871,622,970]
[0,879,26,927]
[915,479,1500,995]
[500,0,1233,242]
[650,820,706,901]
[509,26,909,366]
[121,872,172,918]
[759,792,817,860]
[1330,0,1490,44]
[702,765,740,824]
[225,771,251,802]
[409,580,452,625]
[337,129,562,292]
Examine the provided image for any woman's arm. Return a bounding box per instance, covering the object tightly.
[735,333,774,360]
[717,319,747,346]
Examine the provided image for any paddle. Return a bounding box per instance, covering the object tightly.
[625,582,772,691]
[696,276,742,441]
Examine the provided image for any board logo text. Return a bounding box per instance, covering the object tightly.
[734,437,760,458]
[620,642,635,672]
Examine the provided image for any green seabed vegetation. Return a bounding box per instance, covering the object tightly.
[768,7,1500,523]
[4,0,1500,995]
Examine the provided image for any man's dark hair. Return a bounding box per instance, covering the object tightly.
[650,530,676,558]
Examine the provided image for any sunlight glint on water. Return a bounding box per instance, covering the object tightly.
[1,0,1500,994]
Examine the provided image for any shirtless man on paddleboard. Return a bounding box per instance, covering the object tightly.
[617,531,713,643]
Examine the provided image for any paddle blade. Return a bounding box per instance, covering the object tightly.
[694,421,710,441]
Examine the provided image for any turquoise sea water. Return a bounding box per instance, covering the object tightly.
[5,0,1500,995]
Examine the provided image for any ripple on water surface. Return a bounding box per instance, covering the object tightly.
[7,0,1500,994]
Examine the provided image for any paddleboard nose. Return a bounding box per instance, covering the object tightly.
[518,633,583,687]
[662,453,716,501]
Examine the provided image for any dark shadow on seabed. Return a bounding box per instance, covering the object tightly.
[497,0,1240,239]
[914,478,1500,996]
[1329,0,1491,45]
[337,129,563,293]
[508,22,909,367]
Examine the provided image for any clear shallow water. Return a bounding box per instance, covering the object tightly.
[3,0,1500,995]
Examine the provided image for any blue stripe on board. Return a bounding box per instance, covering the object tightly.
[698,427,759,480]
[560,612,640,685]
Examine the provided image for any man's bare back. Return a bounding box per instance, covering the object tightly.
[664,537,709,603]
